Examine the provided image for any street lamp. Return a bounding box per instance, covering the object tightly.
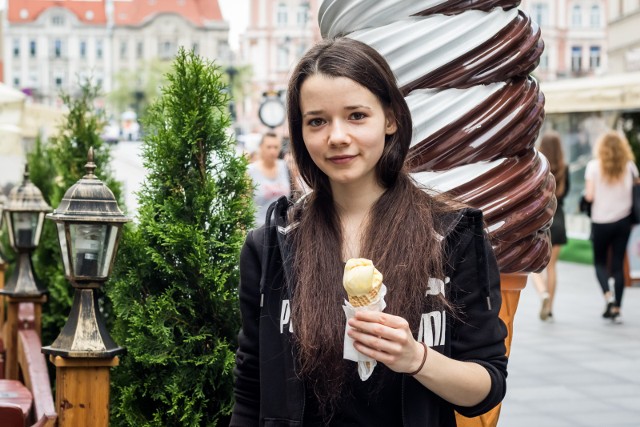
[0,166,51,296]
[42,147,130,357]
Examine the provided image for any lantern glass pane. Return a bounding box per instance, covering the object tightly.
[11,211,38,248]
[34,212,45,246]
[101,225,119,277]
[56,223,71,276]
[69,223,109,278]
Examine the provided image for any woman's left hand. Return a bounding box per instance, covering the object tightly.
[347,310,424,374]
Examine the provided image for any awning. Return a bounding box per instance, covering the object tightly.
[540,71,640,114]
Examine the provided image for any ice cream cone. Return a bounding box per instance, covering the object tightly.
[348,283,382,307]
[343,258,383,307]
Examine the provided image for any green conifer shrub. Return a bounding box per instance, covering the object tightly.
[27,80,123,349]
[109,48,254,426]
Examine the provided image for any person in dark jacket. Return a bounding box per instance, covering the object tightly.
[231,38,508,427]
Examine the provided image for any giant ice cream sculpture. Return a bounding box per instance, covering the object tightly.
[319,1,554,425]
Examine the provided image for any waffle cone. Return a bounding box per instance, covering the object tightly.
[348,283,381,307]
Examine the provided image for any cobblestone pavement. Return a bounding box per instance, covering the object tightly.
[499,261,640,427]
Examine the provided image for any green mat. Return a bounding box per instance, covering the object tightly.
[559,238,593,265]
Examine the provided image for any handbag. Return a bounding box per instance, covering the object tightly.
[631,180,640,225]
[579,194,592,217]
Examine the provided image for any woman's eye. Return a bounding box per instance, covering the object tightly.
[308,118,324,127]
[350,112,366,120]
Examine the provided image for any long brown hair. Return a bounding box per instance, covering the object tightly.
[286,38,455,413]
[538,132,567,197]
[595,131,635,183]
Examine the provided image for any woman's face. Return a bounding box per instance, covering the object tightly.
[260,134,282,163]
[299,75,397,191]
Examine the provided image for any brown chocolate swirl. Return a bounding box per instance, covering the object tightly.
[407,77,545,171]
[413,151,555,273]
[402,11,542,91]
[456,151,555,272]
[414,0,521,15]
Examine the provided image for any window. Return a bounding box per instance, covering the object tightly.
[590,5,600,27]
[531,2,549,27]
[297,3,309,26]
[29,40,36,57]
[571,5,582,27]
[53,39,62,58]
[539,50,549,70]
[97,40,103,59]
[590,46,601,69]
[52,15,64,26]
[192,42,199,55]
[55,76,63,88]
[120,41,127,60]
[13,39,20,57]
[571,46,582,72]
[137,41,144,58]
[277,45,288,69]
[160,41,175,59]
[80,40,87,59]
[13,77,20,87]
[277,3,288,25]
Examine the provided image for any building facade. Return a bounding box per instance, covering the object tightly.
[2,0,229,106]
[239,0,321,135]
[520,0,608,81]
[607,0,640,73]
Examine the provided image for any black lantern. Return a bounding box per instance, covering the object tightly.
[43,148,130,357]
[0,166,51,296]
[47,149,129,286]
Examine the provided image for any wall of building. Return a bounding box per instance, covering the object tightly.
[520,0,608,80]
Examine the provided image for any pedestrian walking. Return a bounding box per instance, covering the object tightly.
[584,131,638,323]
[247,132,291,227]
[230,37,507,427]
[532,132,569,321]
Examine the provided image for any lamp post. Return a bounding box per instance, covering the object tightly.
[42,147,130,427]
[0,166,52,379]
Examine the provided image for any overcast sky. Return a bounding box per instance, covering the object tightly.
[218,0,249,50]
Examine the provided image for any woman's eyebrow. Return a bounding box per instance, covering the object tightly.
[303,105,372,117]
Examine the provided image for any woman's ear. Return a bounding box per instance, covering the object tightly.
[385,112,398,135]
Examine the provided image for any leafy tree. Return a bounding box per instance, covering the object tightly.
[27,79,123,350]
[108,59,172,120]
[109,48,254,426]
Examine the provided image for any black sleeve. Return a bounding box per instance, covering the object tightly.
[230,229,262,427]
[563,165,570,199]
[449,228,508,418]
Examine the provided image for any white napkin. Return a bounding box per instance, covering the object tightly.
[343,284,387,381]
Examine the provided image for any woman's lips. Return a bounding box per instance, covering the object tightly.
[329,155,356,164]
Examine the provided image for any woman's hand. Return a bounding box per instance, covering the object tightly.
[347,310,424,374]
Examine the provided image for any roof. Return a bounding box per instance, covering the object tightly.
[113,0,223,27]
[541,71,640,114]
[7,0,107,24]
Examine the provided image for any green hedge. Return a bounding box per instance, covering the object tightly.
[559,238,593,265]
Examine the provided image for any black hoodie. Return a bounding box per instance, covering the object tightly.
[231,196,508,427]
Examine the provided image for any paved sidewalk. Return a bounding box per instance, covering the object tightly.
[499,261,640,426]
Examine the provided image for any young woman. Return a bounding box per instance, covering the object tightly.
[585,131,638,324]
[231,38,508,426]
[532,132,569,321]
[247,132,291,226]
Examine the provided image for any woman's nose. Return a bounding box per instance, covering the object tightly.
[328,121,349,146]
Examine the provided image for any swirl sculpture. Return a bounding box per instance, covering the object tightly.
[319,0,554,274]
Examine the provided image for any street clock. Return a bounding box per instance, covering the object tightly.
[258,95,286,129]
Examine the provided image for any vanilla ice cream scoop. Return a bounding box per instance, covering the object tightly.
[343,258,383,306]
